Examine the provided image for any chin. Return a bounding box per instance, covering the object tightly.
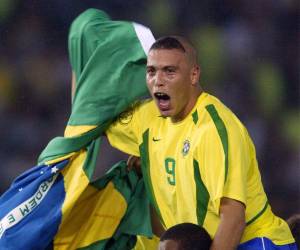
[159,110,172,118]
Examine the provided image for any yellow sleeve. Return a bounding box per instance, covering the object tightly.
[222,120,249,204]
[197,108,250,213]
[106,104,141,156]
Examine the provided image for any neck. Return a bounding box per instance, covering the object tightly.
[171,88,202,123]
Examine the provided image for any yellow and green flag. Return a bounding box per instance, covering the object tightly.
[0,8,155,250]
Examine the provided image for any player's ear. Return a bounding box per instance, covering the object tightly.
[191,65,200,86]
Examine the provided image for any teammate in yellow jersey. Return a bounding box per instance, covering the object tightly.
[106,36,296,249]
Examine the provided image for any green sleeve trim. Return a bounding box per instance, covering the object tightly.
[192,110,199,125]
[205,104,229,183]
[139,129,165,226]
[246,201,269,226]
[193,159,210,226]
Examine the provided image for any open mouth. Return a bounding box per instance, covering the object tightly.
[154,92,170,101]
[154,92,171,111]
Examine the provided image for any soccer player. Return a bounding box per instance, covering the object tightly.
[106,36,296,249]
[158,223,212,250]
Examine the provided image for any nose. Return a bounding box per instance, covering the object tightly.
[154,71,165,87]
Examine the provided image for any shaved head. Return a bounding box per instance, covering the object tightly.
[171,36,198,66]
[146,35,202,122]
[149,36,199,67]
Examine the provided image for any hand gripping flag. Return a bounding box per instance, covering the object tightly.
[0,8,156,250]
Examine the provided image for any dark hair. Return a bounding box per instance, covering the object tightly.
[150,36,186,52]
[160,223,212,250]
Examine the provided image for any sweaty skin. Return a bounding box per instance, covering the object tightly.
[146,47,201,123]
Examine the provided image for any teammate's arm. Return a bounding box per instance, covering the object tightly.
[150,205,165,237]
[210,197,245,250]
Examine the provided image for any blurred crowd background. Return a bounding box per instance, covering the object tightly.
[0,1,299,219]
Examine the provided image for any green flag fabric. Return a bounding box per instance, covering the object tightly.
[39,8,154,163]
[36,8,156,249]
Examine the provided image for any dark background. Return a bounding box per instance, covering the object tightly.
[0,0,299,219]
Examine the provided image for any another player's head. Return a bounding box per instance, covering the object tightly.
[146,36,201,122]
[287,214,300,249]
[158,223,212,250]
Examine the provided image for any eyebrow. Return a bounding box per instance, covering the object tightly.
[146,65,178,70]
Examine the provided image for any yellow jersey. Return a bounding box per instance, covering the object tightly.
[106,92,294,245]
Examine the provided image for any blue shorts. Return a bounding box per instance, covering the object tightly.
[238,238,297,250]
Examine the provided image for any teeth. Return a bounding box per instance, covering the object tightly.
[155,92,165,96]
[154,92,170,100]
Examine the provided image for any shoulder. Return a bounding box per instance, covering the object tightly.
[199,93,234,118]
[199,93,245,131]
[195,93,250,148]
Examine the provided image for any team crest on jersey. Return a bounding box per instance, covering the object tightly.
[182,140,190,156]
[118,107,133,124]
